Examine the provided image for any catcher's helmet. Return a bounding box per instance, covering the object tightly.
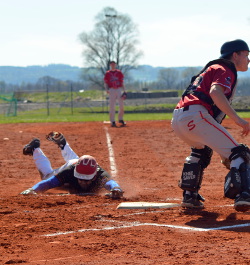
[220,39,249,58]
[74,155,97,180]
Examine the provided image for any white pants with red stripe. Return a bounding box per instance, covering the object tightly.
[171,105,243,168]
[32,143,79,180]
[108,87,124,122]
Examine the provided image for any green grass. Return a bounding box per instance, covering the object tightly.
[1,106,250,124]
[0,111,173,124]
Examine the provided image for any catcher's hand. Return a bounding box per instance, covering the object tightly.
[110,187,124,199]
[121,92,127,100]
[20,188,37,195]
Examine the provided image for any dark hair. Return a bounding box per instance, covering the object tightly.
[222,51,242,60]
[110,61,116,64]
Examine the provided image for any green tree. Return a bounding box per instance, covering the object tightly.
[79,6,143,88]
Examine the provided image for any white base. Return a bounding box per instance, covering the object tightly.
[117,202,181,209]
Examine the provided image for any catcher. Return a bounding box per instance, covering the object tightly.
[20,132,124,199]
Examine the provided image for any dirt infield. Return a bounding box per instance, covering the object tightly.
[1,120,250,265]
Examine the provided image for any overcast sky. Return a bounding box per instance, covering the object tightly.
[1,0,250,68]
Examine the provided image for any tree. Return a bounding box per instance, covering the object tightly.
[79,6,143,88]
[157,68,180,90]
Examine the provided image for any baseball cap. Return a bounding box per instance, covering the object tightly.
[220,39,250,58]
[74,155,97,180]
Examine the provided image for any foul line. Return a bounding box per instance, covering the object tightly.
[42,220,250,237]
[105,127,117,178]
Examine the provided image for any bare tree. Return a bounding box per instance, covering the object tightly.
[79,7,143,88]
[157,68,180,90]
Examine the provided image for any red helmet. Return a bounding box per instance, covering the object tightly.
[74,155,97,180]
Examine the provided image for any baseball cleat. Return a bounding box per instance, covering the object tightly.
[23,138,40,156]
[119,120,126,126]
[46,131,66,149]
[234,192,250,212]
[111,122,117,127]
[181,192,204,209]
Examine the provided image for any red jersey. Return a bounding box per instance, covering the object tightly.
[104,69,124,89]
[176,63,236,115]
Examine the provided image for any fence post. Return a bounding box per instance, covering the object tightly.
[71,84,73,115]
[46,84,50,116]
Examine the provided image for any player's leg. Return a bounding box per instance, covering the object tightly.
[108,88,117,127]
[179,146,213,208]
[46,131,79,161]
[23,138,54,180]
[224,144,250,212]
[117,88,126,126]
[172,105,239,208]
[45,131,79,175]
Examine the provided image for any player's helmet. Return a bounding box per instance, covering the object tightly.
[74,155,97,180]
[220,39,249,58]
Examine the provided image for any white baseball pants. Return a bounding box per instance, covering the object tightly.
[108,88,124,122]
[171,105,243,168]
[32,143,79,180]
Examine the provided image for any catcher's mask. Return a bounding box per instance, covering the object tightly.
[74,155,97,180]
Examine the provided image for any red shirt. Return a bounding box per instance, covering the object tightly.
[104,69,124,89]
[176,64,236,114]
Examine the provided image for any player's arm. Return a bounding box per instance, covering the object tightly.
[20,175,62,195]
[210,84,250,136]
[99,169,123,199]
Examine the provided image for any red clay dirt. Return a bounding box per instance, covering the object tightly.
[1,120,250,265]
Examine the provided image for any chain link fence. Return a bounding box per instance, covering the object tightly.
[0,90,180,117]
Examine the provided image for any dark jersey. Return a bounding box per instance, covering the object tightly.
[56,164,111,193]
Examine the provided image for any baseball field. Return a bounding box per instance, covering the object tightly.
[1,119,250,264]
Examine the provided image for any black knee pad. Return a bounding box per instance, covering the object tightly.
[191,146,213,169]
[179,162,203,192]
[229,144,250,163]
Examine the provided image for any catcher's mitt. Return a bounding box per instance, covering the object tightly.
[46,131,66,149]
[121,92,127,100]
[20,188,37,195]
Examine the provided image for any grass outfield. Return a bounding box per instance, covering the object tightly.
[1,109,250,124]
[0,112,173,124]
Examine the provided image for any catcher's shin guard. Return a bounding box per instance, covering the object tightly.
[239,162,250,193]
[224,144,250,199]
[178,162,203,192]
[224,167,242,199]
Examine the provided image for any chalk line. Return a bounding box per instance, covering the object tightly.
[42,219,250,237]
[105,127,117,178]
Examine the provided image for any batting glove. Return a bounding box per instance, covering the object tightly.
[20,188,37,195]
[110,187,124,199]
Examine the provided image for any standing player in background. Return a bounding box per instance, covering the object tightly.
[20,131,124,199]
[104,61,127,127]
[171,39,250,212]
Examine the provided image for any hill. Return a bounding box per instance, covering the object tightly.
[0,64,250,85]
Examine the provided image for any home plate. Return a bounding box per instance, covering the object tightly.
[117,202,181,209]
[103,121,110,124]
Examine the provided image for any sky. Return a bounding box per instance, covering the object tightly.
[1,0,250,68]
